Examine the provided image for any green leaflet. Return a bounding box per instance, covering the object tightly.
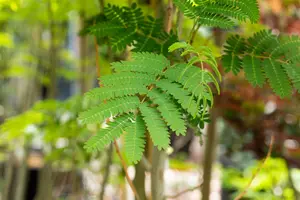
[112,52,169,75]
[139,103,170,150]
[282,63,300,92]
[218,0,259,22]
[100,72,156,87]
[202,3,248,22]
[247,30,278,55]
[133,17,178,54]
[147,89,186,135]
[263,59,292,98]
[79,96,140,124]
[167,42,220,105]
[242,55,264,87]
[84,114,133,152]
[222,35,246,74]
[124,115,146,164]
[104,4,128,26]
[164,64,214,103]
[111,29,136,51]
[132,52,170,68]
[168,42,221,81]
[271,35,300,58]
[90,22,126,38]
[156,79,199,117]
[222,54,242,75]
[85,83,148,101]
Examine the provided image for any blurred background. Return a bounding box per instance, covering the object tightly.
[0,0,299,199]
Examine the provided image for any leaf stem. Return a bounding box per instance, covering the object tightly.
[165,184,202,199]
[237,52,289,64]
[189,23,201,45]
[114,141,140,200]
[234,134,274,200]
[188,21,197,43]
[165,0,174,33]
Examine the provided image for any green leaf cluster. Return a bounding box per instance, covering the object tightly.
[79,49,220,163]
[174,0,259,29]
[222,30,300,98]
[82,3,177,54]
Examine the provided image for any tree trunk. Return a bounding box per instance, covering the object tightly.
[201,108,218,200]
[79,11,88,95]
[99,144,113,200]
[2,152,14,200]
[133,161,147,200]
[14,148,29,200]
[34,164,53,200]
[149,2,173,199]
[47,0,56,99]
[151,147,166,200]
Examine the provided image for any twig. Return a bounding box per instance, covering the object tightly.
[98,0,105,12]
[176,10,184,39]
[54,174,68,198]
[165,184,202,199]
[114,141,140,200]
[165,0,173,33]
[93,34,140,200]
[234,134,275,200]
[189,24,201,45]
[94,32,101,79]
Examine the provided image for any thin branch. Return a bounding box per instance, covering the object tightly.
[47,0,57,99]
[114,141,140,200]
[234,134,275,200]
[189,24,201,45]
[165,0,173,33]
[94,30,101,79]
[54,174,68,198]
[176,10,184,39]
[165,184,202,199]
[188,21,197,44]
[98,0,105,12]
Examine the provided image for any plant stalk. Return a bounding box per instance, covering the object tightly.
[151,147,166,200]
[14,148,29,200]
[133,161,147,200]
[201,107,218,200]
[2,152,14,200]
[47,0,57,99]
[34,164,53,200]
[79,11,88,95]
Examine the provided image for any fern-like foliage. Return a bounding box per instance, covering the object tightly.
[79,48,220,163]
[222,30,300,98]
[174,0,259,29]
[82,4,177,54]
